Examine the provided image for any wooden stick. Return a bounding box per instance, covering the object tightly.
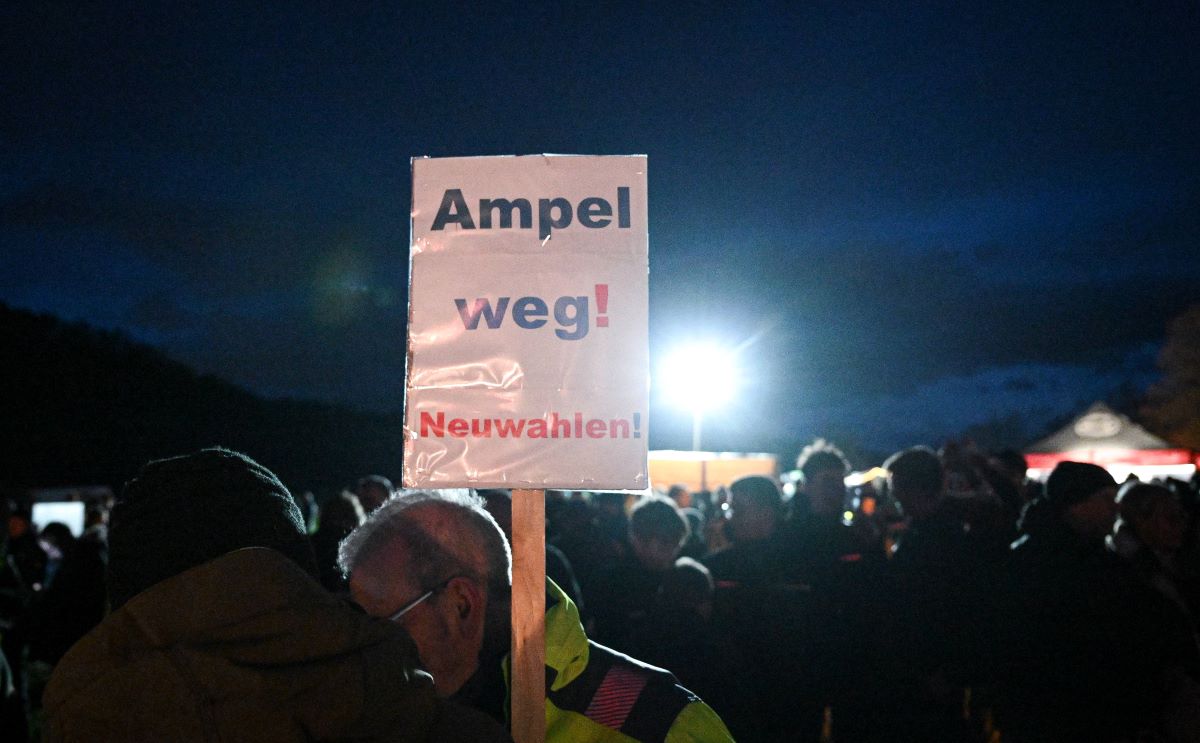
[511,489,546,743]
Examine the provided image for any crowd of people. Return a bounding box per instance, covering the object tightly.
[2,440,1198,741]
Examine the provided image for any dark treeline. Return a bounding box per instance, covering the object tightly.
[1,303,404,493]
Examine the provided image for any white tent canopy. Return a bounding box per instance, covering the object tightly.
[1025,402,1197,482]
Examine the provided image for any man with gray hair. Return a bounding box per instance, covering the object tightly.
[340,490,734,742]
[340,489,512,702]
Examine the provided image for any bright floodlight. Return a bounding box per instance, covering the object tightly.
[658,343,739,413]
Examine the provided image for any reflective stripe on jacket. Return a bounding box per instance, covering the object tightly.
[515,578,734,743]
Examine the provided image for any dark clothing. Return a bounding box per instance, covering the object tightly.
[30,525,108,664]
[310,523,352,594]
[6,533,48,593]
[1117,544,1200,737]
[677,508,708,561]
[450,647,510,727]
[704,527,845,743]
[702,536,791,587]
[546,543,585,619]
[996,523,1177,741]
[780,513,880,586]
[589,554,666,651]
[0,645,23,740]
[0,533,44,741]
[838,508,984,743]
[1119,542,1200,675]
[44,547,509,742]
[550,503,629,609]
[624,605,766,741]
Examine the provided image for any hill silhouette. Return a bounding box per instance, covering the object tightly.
[1,302,405,494]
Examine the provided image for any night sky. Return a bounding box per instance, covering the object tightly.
[2,1,1197,457]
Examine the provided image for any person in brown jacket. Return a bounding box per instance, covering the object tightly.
[43,447,509,743]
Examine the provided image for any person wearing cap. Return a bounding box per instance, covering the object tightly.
[42,447,509,743]
[997,461,1171,742]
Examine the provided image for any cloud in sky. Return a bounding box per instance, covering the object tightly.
[2,2,1197,453]
[806,350,1161,452]
[3,172,1196,433]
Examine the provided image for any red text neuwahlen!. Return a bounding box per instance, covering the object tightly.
[418,411,642,439]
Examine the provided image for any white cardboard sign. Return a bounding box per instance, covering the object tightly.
[404,155,649,489]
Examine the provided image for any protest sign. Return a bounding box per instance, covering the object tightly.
[404,155,649,489]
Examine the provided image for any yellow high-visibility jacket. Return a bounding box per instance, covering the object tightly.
[506,578,735,743]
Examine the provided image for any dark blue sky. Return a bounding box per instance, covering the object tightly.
[2,1,1197,456]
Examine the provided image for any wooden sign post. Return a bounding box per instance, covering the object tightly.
[404,156,649,743]
[510,490,546,743]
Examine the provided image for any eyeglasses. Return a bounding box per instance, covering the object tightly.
[387,575,460,621]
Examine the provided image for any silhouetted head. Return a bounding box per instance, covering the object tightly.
[666,483,692,510]
[40,521,75,552]
[1045,461,1118,540]
[629,495,689,572]
[991,448,1029,486]
[797,440,851,515]
[320,490,366,537]
[728,475,783,543]
[884,446,943,521]
[1116,481,1185,554]
[593,491,627,519]
[107,447,316,610]
[354,475,394,513]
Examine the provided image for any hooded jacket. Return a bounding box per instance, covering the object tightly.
[43,547,501,742]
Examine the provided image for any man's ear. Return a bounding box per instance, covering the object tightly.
[445,576,487,640]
